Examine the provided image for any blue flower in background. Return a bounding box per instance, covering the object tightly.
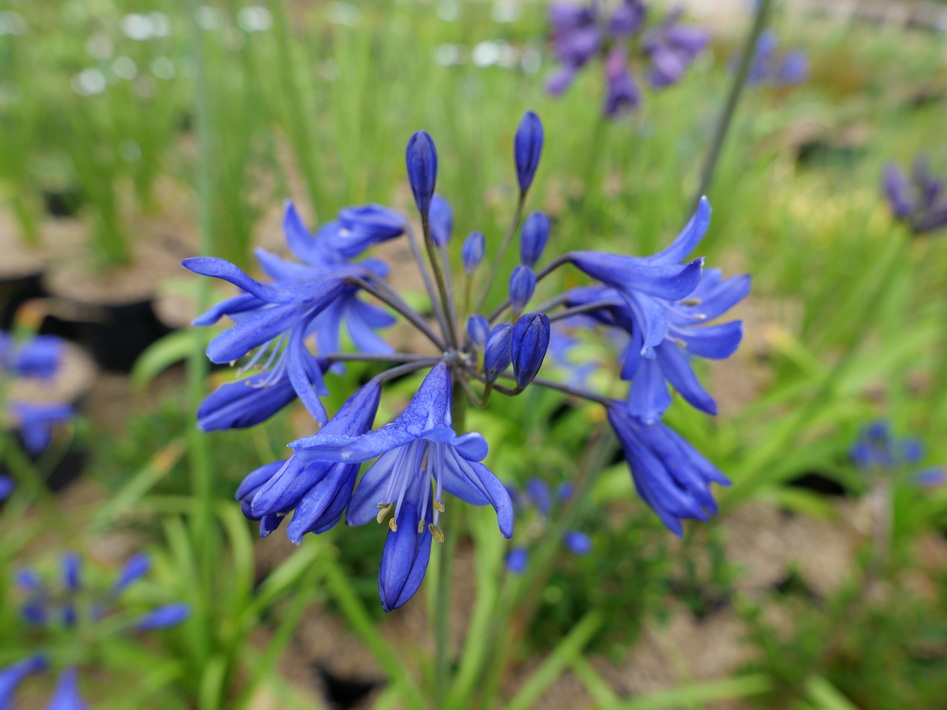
[0,474,13,501]
[0,333,65,380]
[850,420,924,472]
[884,159,947,236]
[9,401,74,455]
[742,30,808,87]
[547,0,708,117]
[2,553,188,708]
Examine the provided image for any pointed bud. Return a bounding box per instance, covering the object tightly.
[406,130,438,215]
[511,313,550,388]
[519,212,550,267]
[467,315,490,347]
[429,194,453,246]
[514,111,543,195]
[462,232,485,275]
[483,324,513,383]
[509,265,536,314]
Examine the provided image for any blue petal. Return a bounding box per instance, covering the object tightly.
[206,301,308,364]
[182,257,281,302]
[254,248,321,283]
[0,655,47,706]
[197,373,297,431]
[378,483,433,612]
[347,448,405,525]
[46,668,89,710]
[112,553,150,594]
[134,603,190,631]
[286,463,359,542]
[193,293,262,327]
[643,196,711,265]
[251,457,328,517]
[286,324,329,424]
[570,252,704,301]
[656,341,717,416]
[235,461,285,502]
[627,355,672,424]
[345,299,396,355]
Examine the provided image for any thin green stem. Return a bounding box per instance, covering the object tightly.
[421,212,459,348]
[405,224,451,341]
[474,193,525,316]
[692,0,773,212]
[348,275,447,351]
[486,255,571,325]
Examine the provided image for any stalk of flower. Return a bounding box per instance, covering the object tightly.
[187,110,747,613]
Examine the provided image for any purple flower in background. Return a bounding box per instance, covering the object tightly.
[9,401,74,454]
[743,30,808,87]
[0,474,13,501]
[850,420,924,472]
[547,0,707,117]
[0,333,65,380]
[0,656,47,707]
[884,159,947,236]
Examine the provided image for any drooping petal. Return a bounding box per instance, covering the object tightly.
[644,197,711,265]
[197,372,298,431]
[626,355,672,424]
[677,321,743,360]
[655,341,717,415]
[378,482,433,612]
[181,257,281,302]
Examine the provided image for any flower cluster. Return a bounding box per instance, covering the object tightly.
[505,479,592,574]
[743,30,808,87]
[0,552,189,707]
[851,420,944,486]
[546,0,709,117]
[188,110,747,610]
[883,158,947,236]
[0,332,74,457]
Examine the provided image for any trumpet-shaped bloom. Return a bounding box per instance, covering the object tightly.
[293,363,513,611]
[607,402,729,535]
[236,380,381,542]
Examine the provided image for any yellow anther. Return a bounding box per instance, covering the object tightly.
[681,297,702,306]
[433,500,445,513]
[388,518,398,532]
[376,504,392,524]
[428,524,445,543]
[417,519,426,533]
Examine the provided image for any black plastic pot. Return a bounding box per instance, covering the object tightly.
[0,271,46,330]
[67,298,173,373]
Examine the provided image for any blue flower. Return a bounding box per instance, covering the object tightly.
[10,401,74,455]
[236,380,381,542]
[406,130,438,214]
[484,324,513,383]
[505,547,529,573]
[850,420,924,472]
[519,212,550,268]
[743,30,808,87]
[294,363,513,611]
[462,232,486,275]
[642,11,709,89]
[197,370,300,431]
[607,402,730,535]
[133,603,191,631]
[429,195,454,246]
[0,333,64,380]
[884,159,947,236]
[563,530,592,555]
[511,313,551,388]
[508,265,536,314]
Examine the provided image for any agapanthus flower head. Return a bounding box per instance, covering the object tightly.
[9,401,75,454]
[187,109,746,610]
[884,158,947,236]
[0,333,65,380]
[742,30,808,87]
[547,0,708,117]
[850,420,924,472]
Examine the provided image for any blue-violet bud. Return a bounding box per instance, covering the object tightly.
[519,212,550,267]
[514,110,544,194]
[511,312,550,388]
[462,231,486,275]
[505,548,529,574]
[406,130,438,214]
[564,530,592,555]
[467,315,490,348]
[509,265,536,313]
[483,324,513,383]
[429,194,453,246]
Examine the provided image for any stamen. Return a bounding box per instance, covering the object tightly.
[680,297,702,306]
[428,524,445,543]
[433,500,445,513]
[389,518,398,532]
[417,519,425,533]
[376,504,393,524]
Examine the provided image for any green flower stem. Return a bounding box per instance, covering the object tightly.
[421,212,460,348]
[692,0,773,212]
[474,193,525,317]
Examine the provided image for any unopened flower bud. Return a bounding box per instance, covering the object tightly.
[483,324,513,383]
[509,265,536,313]
[429,194,453,246]
[462,232,485,275]
[519,212,550,267]
[514,111,544,195]
[511,312,550,388]
[467,315,490,348]
[406,130,438,214]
